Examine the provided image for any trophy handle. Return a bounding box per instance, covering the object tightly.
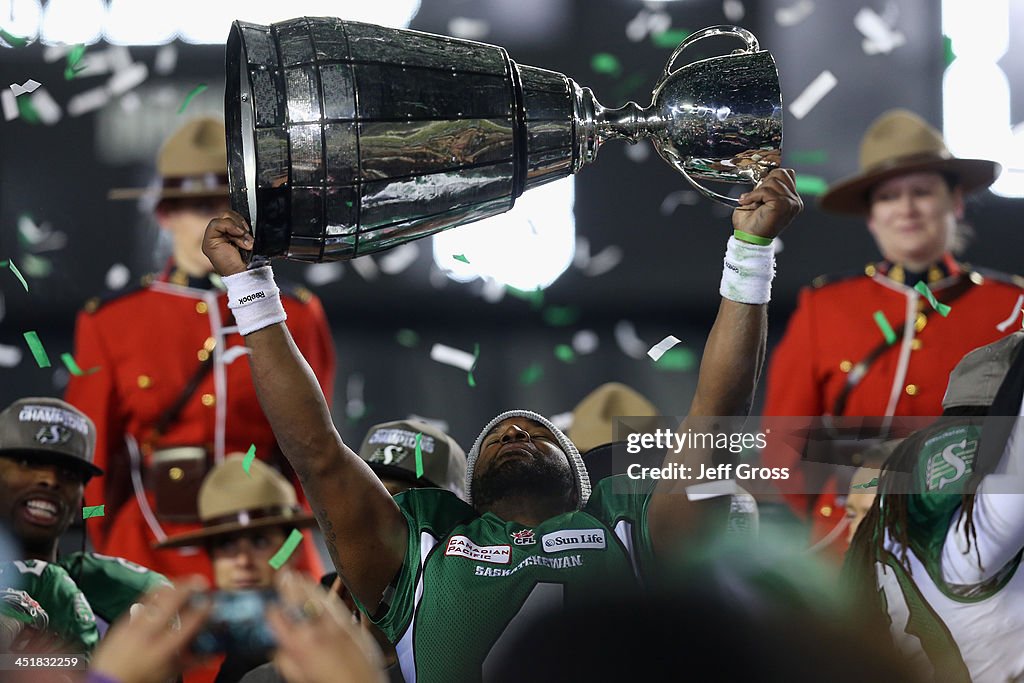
[678,165,743,208]
[663,25,760,79]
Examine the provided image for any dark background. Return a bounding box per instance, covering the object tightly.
[1,0,1022,448]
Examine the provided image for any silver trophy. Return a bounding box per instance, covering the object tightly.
[225,19,782,262]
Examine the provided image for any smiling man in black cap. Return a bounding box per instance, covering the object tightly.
[0,397,168,652]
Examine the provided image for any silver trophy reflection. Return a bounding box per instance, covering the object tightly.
[225,19,782,263]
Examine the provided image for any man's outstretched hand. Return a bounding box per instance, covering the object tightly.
[731,168,803,239]
[202,210,254,277]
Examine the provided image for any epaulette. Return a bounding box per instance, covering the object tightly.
[278,278,314,304]
[810,266,871,289]
[81,273,155,314]
[966,265,1024,289]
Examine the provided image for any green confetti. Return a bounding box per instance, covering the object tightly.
[178,83,208,114]
[851,478,879,490]
[0,259,29,291]
[872,310,897,346]
[242,444,257,475]
[0,27,29,48]
[506,286,544,309]
[590,53,622,77]
[64,43,87,80]
[396,328,419,348]
[651,29,691,49]
[554,344,575,363]
[23,331,50,368]
[453,254,470,264]
[20,254,52,279]
[942,34,956,67]
[795,175,829,196]
[268,529,304,569]
[468,343,480,387]
[787,150,828,165]
[651,347,697,372]
[60,353,99,376]
[82,505,105,519]
[519,363,544,386]
[542,306,580,327]
[914,281,951,317]
[16,96,40,125]
[414,432,424,479]
[611,72,647,102]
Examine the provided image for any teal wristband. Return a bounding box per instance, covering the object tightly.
[733,229,773,246]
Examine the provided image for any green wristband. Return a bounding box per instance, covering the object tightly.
[733,229,773,246]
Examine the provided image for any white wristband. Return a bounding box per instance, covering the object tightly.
[719,236,775,304]
[222,266,287,335]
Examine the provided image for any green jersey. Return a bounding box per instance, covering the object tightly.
[374,475,654,683]
[0,560,99,656]
[57,552,170,628]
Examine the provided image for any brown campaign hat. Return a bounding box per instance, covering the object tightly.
[820,109,1000,215]
[358,419,466,498]
[0,398,102,478]
[569,382,659,453]
[108,116,229,201]
[942,331,1024,410]
[154,454,314,549]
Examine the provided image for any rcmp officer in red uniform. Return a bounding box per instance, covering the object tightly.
[64,117,336,581]
[762,109,1024,554]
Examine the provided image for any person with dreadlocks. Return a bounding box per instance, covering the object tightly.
[200,168,802,682]
[844,330,1024,683]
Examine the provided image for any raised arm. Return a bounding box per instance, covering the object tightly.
[647,169,803,553]
[202,214,408,612]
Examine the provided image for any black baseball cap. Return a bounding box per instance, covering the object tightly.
[0,398,103,478]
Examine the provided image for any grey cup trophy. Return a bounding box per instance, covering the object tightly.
[225,19,782,263]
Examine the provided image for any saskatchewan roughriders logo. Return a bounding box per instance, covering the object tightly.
[925,436,978,492]
[510,529,536,546]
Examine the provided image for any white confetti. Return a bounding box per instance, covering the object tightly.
[723,0,745,22]
[154,44,178,75]
[996,295,1024,332]
[1,89,18,121]
[107,62,148,96]
[9,79,41,97]
[120,92,141,112]
[346,373,365,419]
[549,412,574,432]
[0,343,21,368]
[788,70,836,120]
[855,7,904,55]
[481,277,506,303]
[305,262,344,287]
[584,246,623,277]
[76,52,111,77]
[430,343,476,372]
[28,88,61,125]
[573,236,591,270]
[572,329,599,355]
[447,17,490,40]
[42,45,74,63]
[647,335,683,361]
[379,243,419,275]
[350,255,379,281]
[105,263,131,290]
[67,86,111,117]
[660,190,700,216]
[105,46,133,73]
[615,320,648,359]
[624,140,651,163]
[775,0,814,26]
